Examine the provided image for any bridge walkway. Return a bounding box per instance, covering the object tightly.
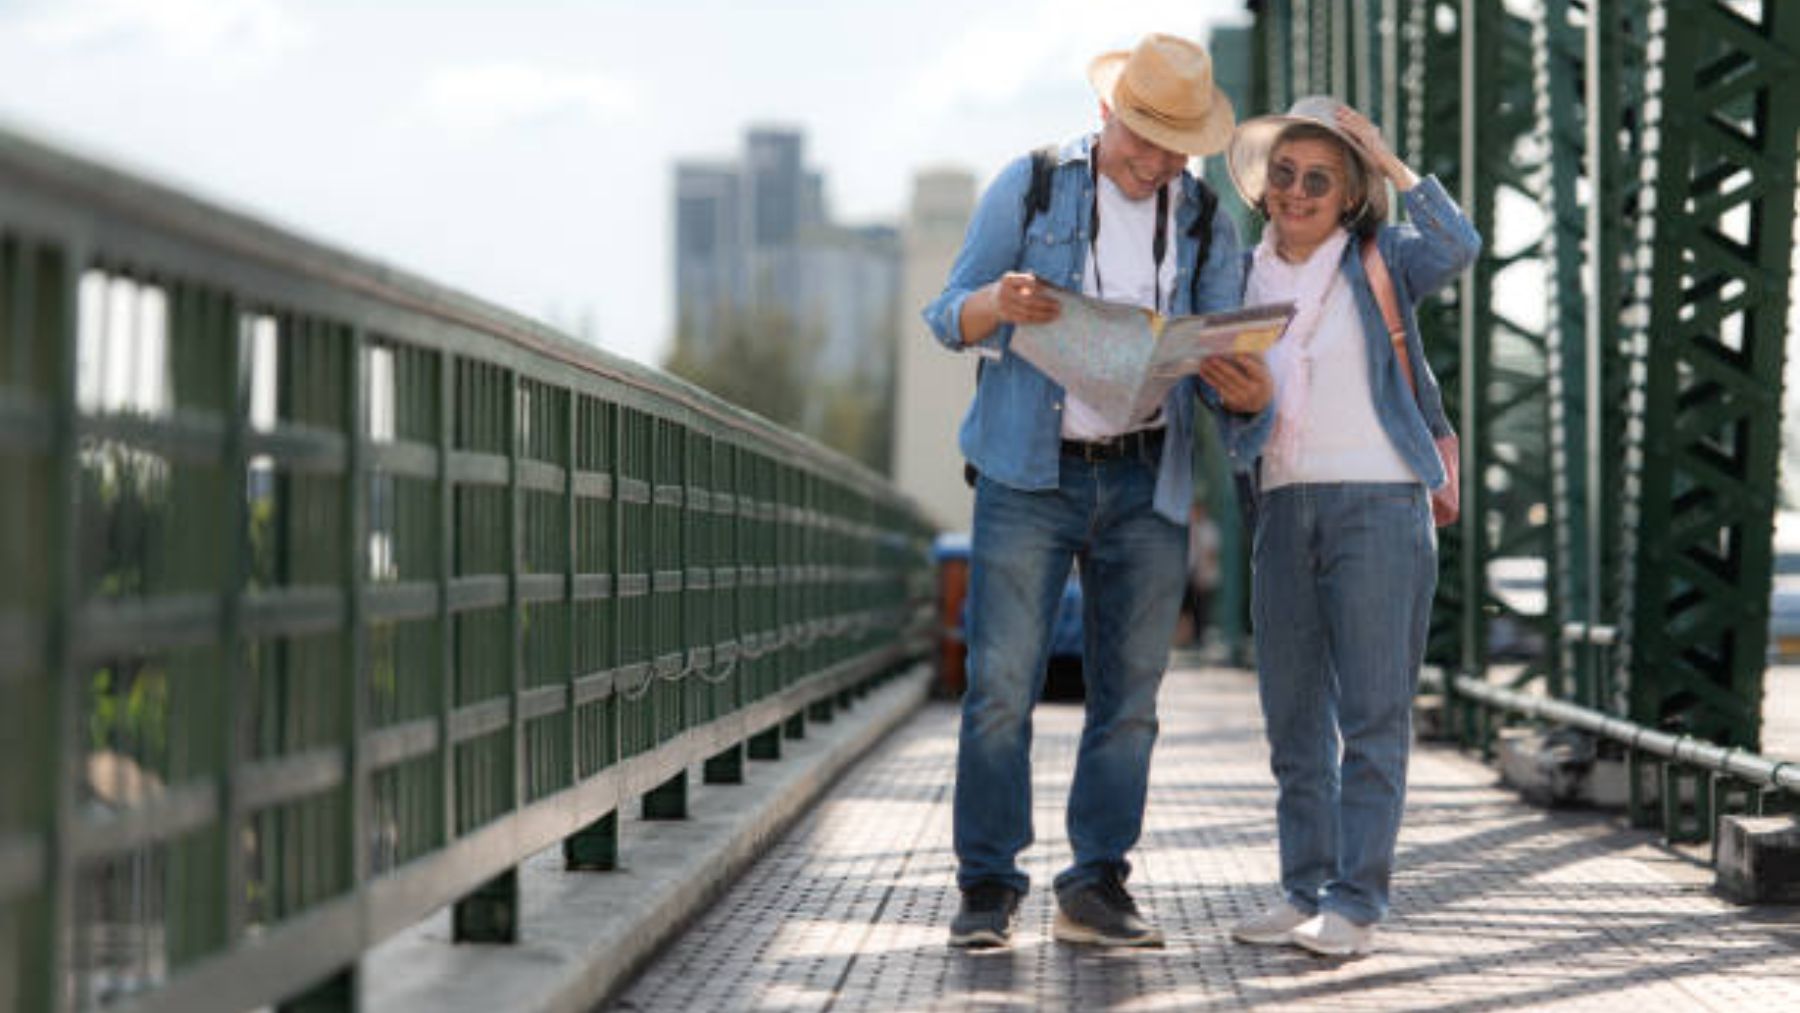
[614,665,1800,1012]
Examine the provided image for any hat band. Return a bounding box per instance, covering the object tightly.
[1115,76,1210,133]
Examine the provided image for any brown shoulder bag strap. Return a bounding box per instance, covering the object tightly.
[1361,236,1414,397]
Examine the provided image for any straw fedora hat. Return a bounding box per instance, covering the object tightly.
[1087,34,1236,157]
[1225,94,1390,222]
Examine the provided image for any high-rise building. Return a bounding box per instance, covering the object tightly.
[892,168,979,530]
[800,223,901,384]
[742,127,807,315]
[672,162,741,358]
[674,126,816,354]
[671,126,904,470]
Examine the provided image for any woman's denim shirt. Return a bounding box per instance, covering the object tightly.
[921,133,1271,525]
[1239,175,1482,493]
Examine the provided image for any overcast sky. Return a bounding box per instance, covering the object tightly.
[0,0,1245,367]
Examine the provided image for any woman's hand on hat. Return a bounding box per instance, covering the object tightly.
[1197,353,1273,414]
[990,272,1062,326]
[1334,106,1418,191]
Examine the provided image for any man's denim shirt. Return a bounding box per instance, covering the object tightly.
[922,133,1270,525]
[1237,175,1482,495]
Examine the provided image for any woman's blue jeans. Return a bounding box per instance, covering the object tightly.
[1251,482,1436,925]
[954,454,1186,895]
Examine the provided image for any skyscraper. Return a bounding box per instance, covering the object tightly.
[670,126,903,470]
[892,168,978,528]
[672,162,741,358]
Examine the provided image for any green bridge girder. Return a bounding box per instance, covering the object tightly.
[1618,0,1800,748]
[1247,0,1800,750]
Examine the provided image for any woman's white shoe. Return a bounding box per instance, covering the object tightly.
[1229,900,1313,945]
[1291,911,1376,956]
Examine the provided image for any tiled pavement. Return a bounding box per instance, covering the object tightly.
[611,666,1800,1012]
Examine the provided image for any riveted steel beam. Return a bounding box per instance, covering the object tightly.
[1620,0,1800,748]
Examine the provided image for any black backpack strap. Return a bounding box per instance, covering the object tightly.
[1186,178,1221,310]
[1021,144,1059,239]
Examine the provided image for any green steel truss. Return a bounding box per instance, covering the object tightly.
[1458,0,1560,691]
[1530,0,1648,710]
[0,126,934,1012]
[1533,0,1592,704]
[1407,0,1476,673]
[1617,0,1800,748]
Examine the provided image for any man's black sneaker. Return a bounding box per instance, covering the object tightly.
[948,883,1023,948]
[1053,875,1164,947]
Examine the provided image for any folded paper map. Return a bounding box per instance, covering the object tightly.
[1010,285,1295,430]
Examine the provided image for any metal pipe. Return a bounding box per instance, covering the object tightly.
[1447,674,1800,793]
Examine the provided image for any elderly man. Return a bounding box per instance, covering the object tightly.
[923,33,1274,948]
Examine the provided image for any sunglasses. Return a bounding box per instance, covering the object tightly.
[1266,160,1337,199]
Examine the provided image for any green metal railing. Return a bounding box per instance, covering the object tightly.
[0,127,934,1012]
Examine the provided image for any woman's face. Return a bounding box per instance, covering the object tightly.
[1264,137,1354,250]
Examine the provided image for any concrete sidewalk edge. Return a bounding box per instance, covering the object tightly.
[363,665,934,1013]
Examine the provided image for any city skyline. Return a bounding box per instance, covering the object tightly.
[0,0,1242,368]
[673,125,899,377]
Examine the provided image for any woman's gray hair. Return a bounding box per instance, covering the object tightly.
[1262,122,1377,235]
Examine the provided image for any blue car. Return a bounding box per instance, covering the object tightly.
[938,532,1085,700]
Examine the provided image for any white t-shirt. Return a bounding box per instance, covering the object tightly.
[1258,278,1415,489]
[1060,172,1180,441]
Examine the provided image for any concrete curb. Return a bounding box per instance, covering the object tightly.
[363,665,934,1013]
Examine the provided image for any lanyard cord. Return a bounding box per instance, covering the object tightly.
[1090,153,1171,313]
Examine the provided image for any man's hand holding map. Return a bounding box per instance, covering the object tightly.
[1007,282,1295,431]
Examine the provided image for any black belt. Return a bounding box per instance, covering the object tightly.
[1060,428,1165,462]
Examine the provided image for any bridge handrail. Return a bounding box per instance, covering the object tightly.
[0,124,935,1012]
[1441,674,1800,794]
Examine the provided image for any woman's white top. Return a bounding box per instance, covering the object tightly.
[1060,173,1180,441]
[1258,272,1415,491]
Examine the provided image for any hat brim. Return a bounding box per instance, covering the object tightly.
[1225,109,1389,221]
[1088,51,1237,157]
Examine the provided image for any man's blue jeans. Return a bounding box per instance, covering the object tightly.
[1250,482,1436,925]
[955,453,1186,896]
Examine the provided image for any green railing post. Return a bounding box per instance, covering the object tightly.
[704,743,745,785]
[1661,763,1711,845]
[747,726,782,761]
[435,348,457,885]
[39,237,79,1013]
[278,972,357,1013]
[563,811,618,872]
[284,323,371,1013]
[1626,749,1660,829]
[643,772,689,820]
[1759,788,1800,817]
[452,869,518,944]
[1710,773,1759,864]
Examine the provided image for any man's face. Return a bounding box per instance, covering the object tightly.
[1096,110,1188,201]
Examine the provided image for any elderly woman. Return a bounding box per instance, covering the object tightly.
[1223,96,1480,956]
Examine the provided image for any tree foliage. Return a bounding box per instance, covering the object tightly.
[664,303,897,474]
[664,302,815,431]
